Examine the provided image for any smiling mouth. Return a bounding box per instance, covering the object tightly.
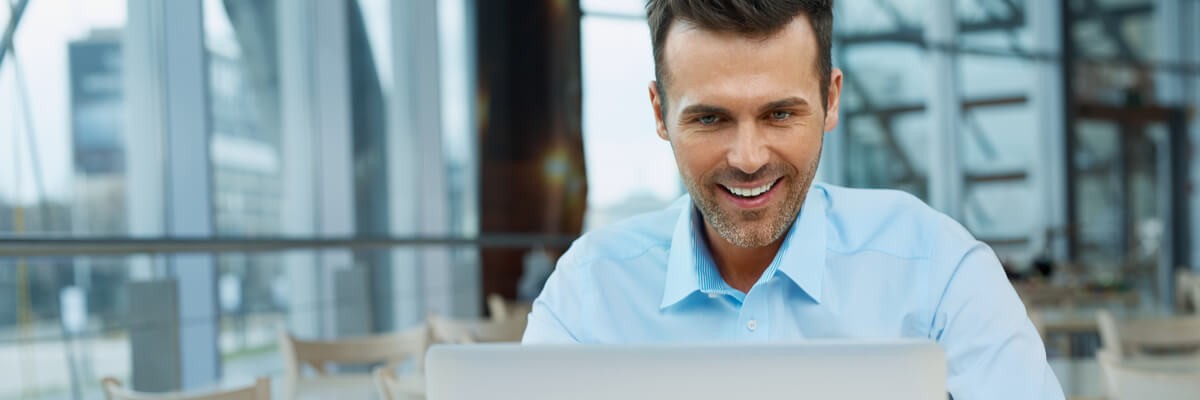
[719,178,780,199]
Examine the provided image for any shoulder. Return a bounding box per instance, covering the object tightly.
[818,183,978,260]
[552,196,683,276]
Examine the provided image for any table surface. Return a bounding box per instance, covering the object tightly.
[294,373,426,400]
[1034,306,1177,334]
[1121,354,1200,374]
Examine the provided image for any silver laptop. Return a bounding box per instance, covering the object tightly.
[425,340,946,400]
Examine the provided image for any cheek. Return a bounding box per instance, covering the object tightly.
[769,129,824,161]
[671,136,727,180]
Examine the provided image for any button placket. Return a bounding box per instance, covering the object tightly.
[739,286,769,340]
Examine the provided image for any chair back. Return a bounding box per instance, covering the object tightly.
[1097,348,1200,400]
[486,294,532,322]
[1097,310,1200,359]
[373,366,425,400]
[428,315,525,344]
[279,325,430,399]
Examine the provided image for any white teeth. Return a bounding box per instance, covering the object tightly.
[724,180,775,198]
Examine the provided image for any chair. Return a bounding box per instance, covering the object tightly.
[1016,285,1080,308]
[373,366,426,400]
[1191,280,1200,315]
[428,314,526,344]
[101,377,270,400]
[1097,348,1200,400]
[1176,270,1196,312]
[486,293,532,322]
[1096,310,1200,360]
[279,325,430,399]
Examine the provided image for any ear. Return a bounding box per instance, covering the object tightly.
[649,81,670,141]
[823,68,844,132]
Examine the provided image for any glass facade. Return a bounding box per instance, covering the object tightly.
[0,0,1197,398]
[1,0,481,397]
[574,1,1199,284]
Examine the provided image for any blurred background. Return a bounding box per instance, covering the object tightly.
[0,0,1198,399]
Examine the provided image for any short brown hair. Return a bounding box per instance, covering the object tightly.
[646,0,835,112]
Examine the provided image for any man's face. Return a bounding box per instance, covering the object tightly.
[650,15,842,248]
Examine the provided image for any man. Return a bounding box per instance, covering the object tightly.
[523,1,1065,398]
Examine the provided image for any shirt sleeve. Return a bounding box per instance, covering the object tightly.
[522,240,592,344]
[930,243,1065,400]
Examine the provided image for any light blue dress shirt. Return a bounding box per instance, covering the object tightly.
[523,183,1064,399]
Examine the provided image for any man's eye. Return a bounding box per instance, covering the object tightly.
[698,115,720,125]
[771,111,792,121]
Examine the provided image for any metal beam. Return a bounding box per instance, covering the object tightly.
[978,237,1032,246]
[844,95,1028,118]
[967,171,1028,183]
[159,0,219,389]
[839,69,920,183]
[0,234,580,257]
[926,0,963,218]
[1061,0,1081,261]
[1070,3,1153,22]
[1030,0,1070,262]
[836,2,1154,50]
[897,171,1028,185]
[838,15,1026,46]
[0,0,29,71]
[1083,0,1138,61]
[1076,103,1176,122]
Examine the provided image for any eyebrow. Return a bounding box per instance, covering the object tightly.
[758,97,810,113]
[678,104,731,117]
[677,97,812,118]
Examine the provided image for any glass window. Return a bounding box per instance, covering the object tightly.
[1,0,136,397]
[203,0,286,238]
[837,0,928,35]
[1,0,129,237]
[202,0,294,385]
[1071,119,1166,282]
[836,8,932,200]
[0,255,148,399]
[957,53,1037,256]
[581,0,645,16]
[580,16,682,229]
[842,113,930,197]
[956,0,1031,52]
[439,0,479,237]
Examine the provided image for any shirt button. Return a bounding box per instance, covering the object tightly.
[747,319,758,331]
[708,293,719,299]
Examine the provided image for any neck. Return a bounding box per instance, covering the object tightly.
[702,221,785,294]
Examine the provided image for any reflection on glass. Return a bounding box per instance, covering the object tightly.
[843,114,928,198]
[1,0,128,237]
[0,256,141,399]
[835,0,931,200]
[957,52,1036,261]
[202,0,293,386]
[955,0,1030,52]
[836,0,928,35]
[0,0,133,397]
[1072,120,1163,283]
[203,0,284,237]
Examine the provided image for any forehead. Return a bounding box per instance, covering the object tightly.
[661,15,820,101]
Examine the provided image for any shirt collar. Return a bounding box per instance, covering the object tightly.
[660,185,828,309]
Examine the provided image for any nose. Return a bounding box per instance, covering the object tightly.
[726,122,769,175]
